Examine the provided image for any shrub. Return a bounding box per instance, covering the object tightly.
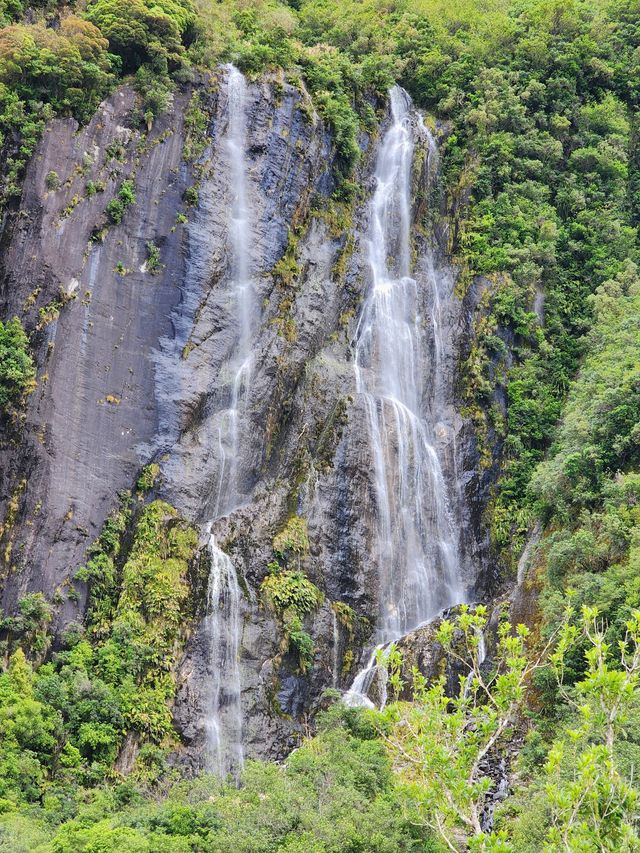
[285,614,314,672]
[85,0,195,73]
[45,170,59,190]
[145,241,161,273]
[0,0,22,27]
[261,568,322,617]
[0,318,35,410]
[272,515,309,564]
[106,180,136,224]
[183,185,198,206]
[134,64,174,123]
[0,18,113,121]
[0,650,60,805]
[15,594,53,657]
[84,501,198,739]
[136,463,160,493]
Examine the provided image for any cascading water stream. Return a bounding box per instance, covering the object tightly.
[204,530,244,776]
[213,64,254,517]
[345,87,463,706]
[204,64,254,777]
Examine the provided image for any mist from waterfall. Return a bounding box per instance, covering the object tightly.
[346,87,463,704]
[204,64,253,778]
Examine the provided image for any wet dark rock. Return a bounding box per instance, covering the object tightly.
[0,84,193,628]
[0,70,504,765]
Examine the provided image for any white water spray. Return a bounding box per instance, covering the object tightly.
[212,64,255,516]
[204,64,255,776]
[205,532,244,776]
[346,87,463,705]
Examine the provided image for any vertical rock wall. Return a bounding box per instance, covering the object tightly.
[0,70,494,763]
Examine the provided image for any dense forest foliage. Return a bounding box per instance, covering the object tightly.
[1,0,640,849]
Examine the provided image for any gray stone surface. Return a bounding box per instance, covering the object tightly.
[0,71,501,764]
[0,84,192,628]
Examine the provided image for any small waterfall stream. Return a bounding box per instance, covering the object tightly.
[213,64,254,516]
[201,77,465,753]
[203,64,254,777]
[346,87,463,705]
[204,531,244,775]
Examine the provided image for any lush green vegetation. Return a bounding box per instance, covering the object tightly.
[0,499,198,828]
[3,604,639,851]
[380,606,640,850]
[0,15,114,202]
[105,179,136,224]
[0,704,434,852]
[3,0,629,560]
[262,516,323,672]
[526,259,640,703]
[0,317,35,411]
[3,0,640,849]
[495,607,640,851]
[85,0,195,74]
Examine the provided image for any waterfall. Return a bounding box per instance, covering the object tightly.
[346,87,463,705]
[203,64,254,776]
[213,64,254,517]
[204,532,243,776]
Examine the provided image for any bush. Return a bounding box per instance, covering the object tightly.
[1,707,434,851]
[0,499,199,817]
[106,180,137,224]
[262,524,322,672]
[0,0,22,27]
[12,594,53,658]
[136,463,160,493]
[85,0,195,73]
[0,650,60,806]
[0,318,35,410]
[182,185,198,206]
[284,614,314,672]
[0,17,113,121]
[261,568,322,617]
[45,170,59,191]
[145,241,161,273]
[272,515,309,563]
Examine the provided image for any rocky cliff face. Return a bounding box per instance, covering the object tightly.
[0,68,498,764]
[0,84,192,624]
